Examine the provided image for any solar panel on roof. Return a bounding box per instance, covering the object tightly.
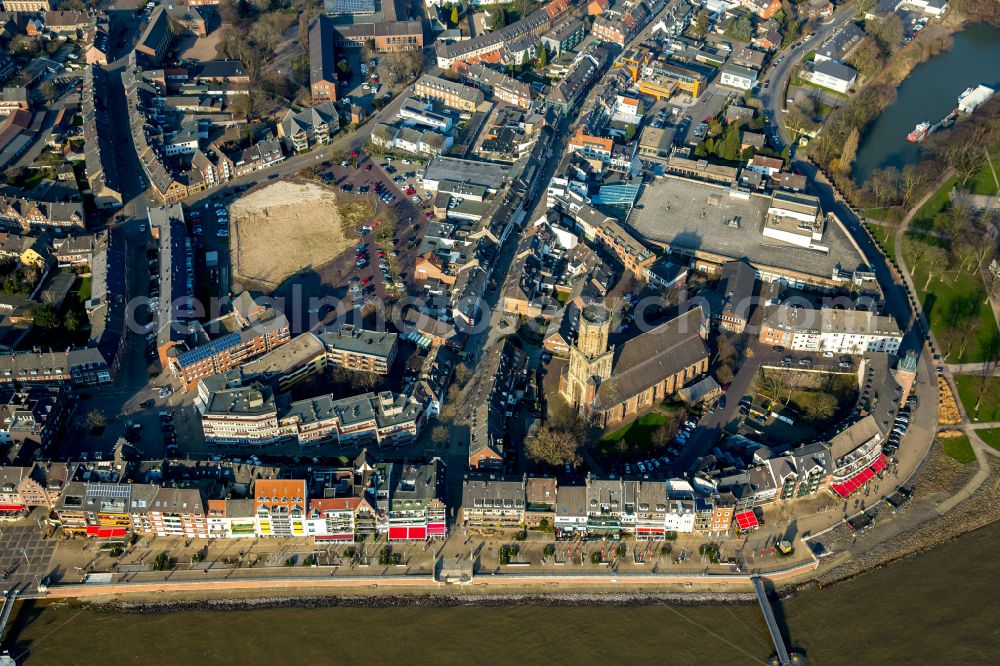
[176,331,242,367]
[88,483,130,498]
[331,0,375,14]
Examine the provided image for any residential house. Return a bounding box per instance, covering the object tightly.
[807,60,857,94]
[524,476,557,528]
[278,101,340,152]
[719,64,758,90]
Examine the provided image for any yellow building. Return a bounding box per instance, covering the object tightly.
[19,239,49,267]
[638,76,677,101]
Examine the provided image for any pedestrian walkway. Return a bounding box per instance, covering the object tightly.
[935,434,990,515]
[946,363,1000,376]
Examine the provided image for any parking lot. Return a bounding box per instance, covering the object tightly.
[292,152,431,313]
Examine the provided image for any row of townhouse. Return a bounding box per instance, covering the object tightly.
[435,0,570,69]
[0,459,72,519]
[81,65,123,209]
[461,473,735,537]
[370,123,452,157]
[544,45,609,115]
[0,347,114,388]
[460,63,538,111]
[38,458,447,542]
[413,74,485,113]
[592,0,664,47]
[0,195,85,235]
[124,56,283,203]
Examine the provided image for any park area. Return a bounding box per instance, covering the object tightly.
[598,410,681,460]
[940,434,976,465]
[229,181,355,289]
[954,374,1000,422]
[976,428,1000,452]
[901,231,999,364]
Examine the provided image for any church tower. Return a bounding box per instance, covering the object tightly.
[560,305,615,411]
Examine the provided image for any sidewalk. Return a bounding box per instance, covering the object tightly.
[946,362,1000,376]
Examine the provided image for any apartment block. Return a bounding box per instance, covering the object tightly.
[414,74,485,112]
[254,479,307,537]
[461,474,526,529]
[759,304,902,355]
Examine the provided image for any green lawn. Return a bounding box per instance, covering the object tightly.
[903,235,1000,363]
[601,412,669,443]
[941,435,976,464]
[598,411,677,459]
[976,428,1000,452]
[967,150,1000,196]
[76,275,91,304]
[863,207,893,221]
[866,222,897,260]
[955,375,1000,422]
[910,176,957,232]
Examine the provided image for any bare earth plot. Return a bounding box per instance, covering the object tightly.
[176,31,223,62]
[230,181,350,289]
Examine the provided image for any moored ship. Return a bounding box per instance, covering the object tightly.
[906,121,930,143]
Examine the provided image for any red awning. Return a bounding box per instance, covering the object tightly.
[832,464,879,498]
[734,511,759,530]
[0,504,25,512]
[871,454,888,474]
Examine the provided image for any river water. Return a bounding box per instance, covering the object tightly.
[853,23,1000,183]
[5,523,1000,665]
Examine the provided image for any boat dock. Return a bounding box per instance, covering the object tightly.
[751,575,802,666]
[0,590,18,646]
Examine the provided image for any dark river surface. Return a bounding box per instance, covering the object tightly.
[853,22,1000,183]
[5,523,1000,665]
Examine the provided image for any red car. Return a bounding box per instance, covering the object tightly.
[377,249,385,258]
[350,151,358,158]
[361,277,370,285]
[424,211,433,218]
[404,187,415,195]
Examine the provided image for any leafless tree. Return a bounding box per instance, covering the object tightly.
[525,424,582,467]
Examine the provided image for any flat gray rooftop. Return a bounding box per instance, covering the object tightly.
[423,156,507,191]
[627,177,868,280]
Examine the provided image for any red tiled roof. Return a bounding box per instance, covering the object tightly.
[309,497,361,512]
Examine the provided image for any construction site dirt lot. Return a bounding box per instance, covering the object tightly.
[229,180,351,289]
